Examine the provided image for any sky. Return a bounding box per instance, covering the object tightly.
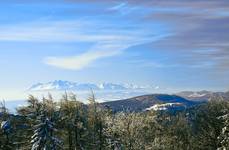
[0,0,229,100]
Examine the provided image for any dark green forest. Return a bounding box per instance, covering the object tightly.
[1,93,229,150]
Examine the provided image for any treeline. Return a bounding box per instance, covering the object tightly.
[0,93,229,150]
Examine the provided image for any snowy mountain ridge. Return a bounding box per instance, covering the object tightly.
[28,80,156,91]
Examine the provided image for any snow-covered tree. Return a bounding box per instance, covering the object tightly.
[0,100,14,149]
[31,95,62,150]
[104,112,152,150]
[218,113,229,150]
[31,114,63,150]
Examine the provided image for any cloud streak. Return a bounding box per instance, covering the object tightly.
[44,48,122,70]
[0,20,135,42]
[0,17,158,70]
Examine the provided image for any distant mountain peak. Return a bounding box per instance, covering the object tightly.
[28,80,156,92]
[176,90,229,102]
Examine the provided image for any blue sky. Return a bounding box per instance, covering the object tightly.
[0,0,229,100]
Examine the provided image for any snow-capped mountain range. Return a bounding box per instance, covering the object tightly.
[176,90,229,102]
[28,80,155,91]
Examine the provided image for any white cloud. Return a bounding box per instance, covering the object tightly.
[155,86,160,90]
[0,20,145,43]
[108,2,143,15]
[0,19,156,70]
[44,46,123,70]
[109,2,128,11]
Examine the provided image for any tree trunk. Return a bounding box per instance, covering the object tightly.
[68,128,73,150]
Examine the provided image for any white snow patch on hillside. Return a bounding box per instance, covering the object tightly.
[145,103,183,111]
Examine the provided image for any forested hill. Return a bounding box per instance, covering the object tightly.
[102,94,201,112]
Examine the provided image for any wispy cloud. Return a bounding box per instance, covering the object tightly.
[44,45,123,70]
[107,0,229,72]
[0,17,158,70]
[108,2,139,15]
[109,2,127,11]
[0,20,134,42]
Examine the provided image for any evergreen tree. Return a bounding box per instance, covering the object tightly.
[217,102,229,150]
[193,100,227,149]
[87,91,107,149]
[218,114,229,150]
[0,100,14,149]
[31,113,62,150]
[59,92,85,150]
[15,95,43,148]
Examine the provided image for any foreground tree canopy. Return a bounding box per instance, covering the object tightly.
[0,93,229,150]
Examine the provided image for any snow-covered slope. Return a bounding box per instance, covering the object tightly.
[145,103,183,111]
[28,80,153,91]
[176,90,229,102]
[177,91,211,98]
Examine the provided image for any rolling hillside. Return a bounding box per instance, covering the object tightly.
[102,94,200,112]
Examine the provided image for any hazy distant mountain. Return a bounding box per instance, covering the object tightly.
[28,80,155,91]
[176,91,229,101]
[102,94,199,112]
[29,80,97,91]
